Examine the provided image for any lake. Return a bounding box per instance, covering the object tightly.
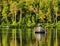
[0,27,60,46]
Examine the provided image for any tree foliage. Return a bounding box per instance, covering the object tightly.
[0,0,60,27]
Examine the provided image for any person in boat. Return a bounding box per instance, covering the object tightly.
[37,24,46,33]
[34,24,46,41]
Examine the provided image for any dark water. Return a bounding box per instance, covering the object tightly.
[0,28,60,46]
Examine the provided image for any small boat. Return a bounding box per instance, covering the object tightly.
[35,31,45,34]
[34,26,46,34]
[34,27,46,41]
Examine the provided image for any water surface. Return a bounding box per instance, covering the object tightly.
[0,27,60,46]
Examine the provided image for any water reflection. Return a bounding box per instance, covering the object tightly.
[0,28,59,46]
[34,32,46,41]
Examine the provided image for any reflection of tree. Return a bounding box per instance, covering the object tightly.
[0,29,2,46]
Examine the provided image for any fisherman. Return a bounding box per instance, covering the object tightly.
[38,24,46,34]
[34,24,46,41]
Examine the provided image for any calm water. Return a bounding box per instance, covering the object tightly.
[0,27,60,46]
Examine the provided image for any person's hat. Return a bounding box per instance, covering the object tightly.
[38,24,42,26]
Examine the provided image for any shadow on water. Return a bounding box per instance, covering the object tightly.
[0,27,60,46]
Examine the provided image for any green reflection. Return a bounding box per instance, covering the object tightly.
[0,28,59,46]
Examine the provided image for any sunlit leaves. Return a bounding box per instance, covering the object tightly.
[2,1,9,18]
[54,7,58,13]
[28,5,34,12]
[10,2,19,14]
[31,16,35,26]
[26,0,34,5]
[27,18,31,27]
